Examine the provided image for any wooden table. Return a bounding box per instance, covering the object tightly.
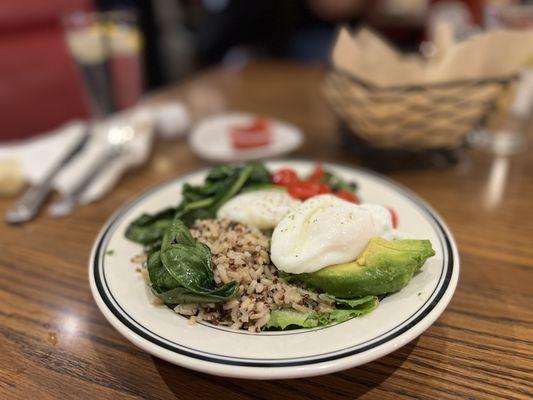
[1,62,532,400]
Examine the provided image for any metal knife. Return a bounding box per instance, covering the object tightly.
[47,125,136,218]
[5,125,90,224]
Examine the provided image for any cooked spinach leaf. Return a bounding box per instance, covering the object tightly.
[241,183,285,193]
[147,250,178,293]
[147,218,238,304]
[125,207,176,245]
[305,167,358,193]
[160,222,215,290]
[125,163,271,246]
[155,286,240,304]
[246,162,271,184]
[321,170,358,193]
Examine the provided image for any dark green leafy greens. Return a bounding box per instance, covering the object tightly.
[176,162,269,226]
[264,295,378,330]
[125,207,175,246]
[125,162,271,246]
[306,168,358,193]
[241,183,285,193]
[147,217,238,304]
[322,170,358,193]
[126,163,271,304]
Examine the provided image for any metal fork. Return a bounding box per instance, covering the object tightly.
[47,125,136,218]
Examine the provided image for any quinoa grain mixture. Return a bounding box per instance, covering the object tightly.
[172,219,335,332]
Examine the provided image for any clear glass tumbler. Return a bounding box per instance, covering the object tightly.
[63,10,143,118]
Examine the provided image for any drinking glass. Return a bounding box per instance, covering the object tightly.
[63,10,143,118]
[470,5,533,154]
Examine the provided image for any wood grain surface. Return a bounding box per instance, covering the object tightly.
[1,62,532,400]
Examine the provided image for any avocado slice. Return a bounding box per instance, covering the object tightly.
[284,238,435,297]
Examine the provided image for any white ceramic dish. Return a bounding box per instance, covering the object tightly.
[188,113,303,162]
[89,160,459,380]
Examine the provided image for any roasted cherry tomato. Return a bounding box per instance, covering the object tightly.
[335,190,359,203]
[309,163,324,181]
[387,207,399,229]
[287,181,322,200]
[317,183,332,194]
[272,169,299,186]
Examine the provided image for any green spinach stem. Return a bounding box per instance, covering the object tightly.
[182,197,215,212]
[218,165,254,206]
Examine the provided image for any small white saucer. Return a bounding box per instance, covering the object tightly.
[189,113,303,162]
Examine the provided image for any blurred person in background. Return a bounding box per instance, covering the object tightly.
[139,0,483,87]
[110,0,368,87]
[195,0,365,66]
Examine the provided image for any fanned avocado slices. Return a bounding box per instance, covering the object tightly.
[283,238,435,298]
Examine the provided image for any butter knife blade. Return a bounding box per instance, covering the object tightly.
[5,125,91,224]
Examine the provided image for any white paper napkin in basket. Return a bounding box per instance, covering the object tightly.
[332,27,533,87]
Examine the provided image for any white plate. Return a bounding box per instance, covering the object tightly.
[89,160,459,380]
[188,113,303,162]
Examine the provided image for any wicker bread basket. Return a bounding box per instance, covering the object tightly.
[324,70,515,150]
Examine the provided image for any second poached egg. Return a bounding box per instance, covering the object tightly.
[270,194,394,274]
[217,189,301,230]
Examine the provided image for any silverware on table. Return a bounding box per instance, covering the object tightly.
[47,125,136,218]
[5,127,90,224]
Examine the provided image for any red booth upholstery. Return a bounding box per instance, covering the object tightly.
[0,0,93,141]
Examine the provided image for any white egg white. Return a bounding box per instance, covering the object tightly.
[217,189,301,230]
[270,194,395,274]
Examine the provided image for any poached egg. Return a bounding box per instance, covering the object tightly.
[270,194,395,274]
[217,189,301,230]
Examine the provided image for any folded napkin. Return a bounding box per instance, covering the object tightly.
[0,104,180,204]
[55,107,155,204]
[0,122,86,185]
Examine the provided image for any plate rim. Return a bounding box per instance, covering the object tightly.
[89,159,459,379]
